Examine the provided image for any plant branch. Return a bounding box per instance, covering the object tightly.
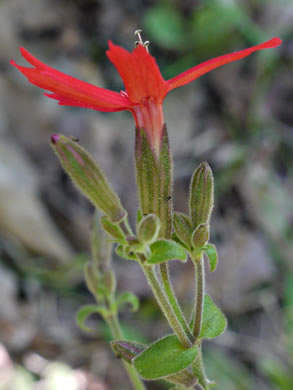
[192,255,205,340]
[142,263,193,348]
[106,312,146,390]
[159,262,194,342]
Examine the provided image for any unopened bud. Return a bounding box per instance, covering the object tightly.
[102,269,116,295]
[191,224,210,249]
[137,213,160,244]
[173,212,192,248]
[51,134,126,223]
[189,162,214,228]
[111,340,145,364]
[84,262,100,297]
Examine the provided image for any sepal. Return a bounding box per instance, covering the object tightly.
[137,213,160,244]
[191,224,210,249]
[173,212,193,249]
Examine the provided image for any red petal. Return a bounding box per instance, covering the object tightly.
[168,37,282,90]
[106,42,169,104]
[11,48,132,112]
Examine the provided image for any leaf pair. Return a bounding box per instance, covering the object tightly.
[111,295,227,381]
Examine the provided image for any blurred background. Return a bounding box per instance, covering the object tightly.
[1,0,292,389]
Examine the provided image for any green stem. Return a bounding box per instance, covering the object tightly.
[192,255,205,340]
[191,345,210,389]
[159,262,194,342]
[142,264,193,348]
[106,313,146,390]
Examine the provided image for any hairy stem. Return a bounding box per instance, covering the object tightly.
[106,313,146,390]
[159,262,194,342]
[142,264,193,348]
[192,255,205,340]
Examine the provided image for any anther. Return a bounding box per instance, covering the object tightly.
[134,29,150,52]
[134,29,144,45]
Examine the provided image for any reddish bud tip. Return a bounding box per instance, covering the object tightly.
[51,134,60,144]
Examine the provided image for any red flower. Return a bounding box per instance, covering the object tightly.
[11,37,281,154]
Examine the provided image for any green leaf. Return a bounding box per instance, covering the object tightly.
[147,240,187,264]
[111,340,146,364]
[100,216,126,244]
[200,295,227,339]
[116,291,139,312]
[203,243,218,272]
[133,334,198,380]
[76,304,108,332]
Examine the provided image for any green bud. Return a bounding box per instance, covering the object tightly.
[111,340,146,364]
[102,269,116,296]
[84,262,100,297]
[51,134,126,223]
[189,162,214,229]
[191,224,210,249]
[173,212,193,248]
[137,213,160,244]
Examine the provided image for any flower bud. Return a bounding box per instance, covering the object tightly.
[137,213,160,244]
[51,134,126,223]
[111,340,145,364]
[191,224,210,249]
[189,162,214,229]
[173,212,192,248]
[84,262,99,297]
[102,269,116,295]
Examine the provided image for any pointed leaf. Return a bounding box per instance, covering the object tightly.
[203,243,218,272]
[200,295,227,339]
[76,304,108,332]
[100,215,127,244]
[133,334,198,380]
[111,340,146,363]
[116,291,139,312]
[147,239,187,264]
